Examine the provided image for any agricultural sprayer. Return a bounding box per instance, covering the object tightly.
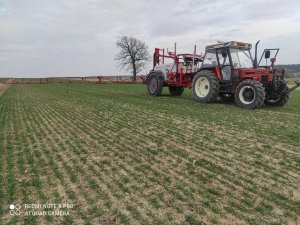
[142,41,300,109]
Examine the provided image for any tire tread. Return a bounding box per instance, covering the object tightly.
[192,70,220,103]
[235,79,265,109]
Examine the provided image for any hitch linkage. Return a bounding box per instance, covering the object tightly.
[286,80,300,94]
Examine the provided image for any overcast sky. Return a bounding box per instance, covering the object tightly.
[1,0,300,77]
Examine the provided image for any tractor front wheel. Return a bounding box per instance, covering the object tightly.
[147,73,163,96]
[192,70,220,103]
[265,94,289,107]
[169,86,184,96]
[235,79,266,109]
[265,80,290,107]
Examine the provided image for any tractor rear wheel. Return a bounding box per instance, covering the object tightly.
[265,80,290,107]
[220,93,235,102]
[235,79,266,109]
[192,70,220,103]
[147,73,163,96]
[169,86,184,96]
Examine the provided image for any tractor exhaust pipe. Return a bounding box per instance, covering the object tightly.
[253,40,260,69]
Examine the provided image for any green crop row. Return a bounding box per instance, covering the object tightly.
[0,84,299,225]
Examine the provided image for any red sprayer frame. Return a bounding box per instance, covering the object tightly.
[143,43,203,88]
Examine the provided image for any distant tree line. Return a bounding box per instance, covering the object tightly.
[275,64,300,77]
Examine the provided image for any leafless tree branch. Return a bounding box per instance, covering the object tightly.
[115,36,150,80]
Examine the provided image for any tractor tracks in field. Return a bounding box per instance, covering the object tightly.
[0,80,12,97]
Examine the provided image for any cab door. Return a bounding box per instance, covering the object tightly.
[216,48,232,81]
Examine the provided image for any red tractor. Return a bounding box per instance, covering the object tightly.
[143,41,300,109]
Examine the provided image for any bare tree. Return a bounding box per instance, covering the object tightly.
[115,36,150,81]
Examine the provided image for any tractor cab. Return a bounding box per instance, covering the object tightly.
[202,41,254,81]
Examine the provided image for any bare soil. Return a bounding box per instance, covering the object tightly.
[0,80,11,96]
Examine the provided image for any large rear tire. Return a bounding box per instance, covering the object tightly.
[235,79,265,109]
[169,86,184,96]
[192,70,220,103]
[265,80,290,107]
[147,73,163,96]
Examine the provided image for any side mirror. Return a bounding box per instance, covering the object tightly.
[270,57,276,63]
[221,50,227,58]
[265,50,271,59]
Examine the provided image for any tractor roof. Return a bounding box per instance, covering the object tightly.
[205,41,252,50]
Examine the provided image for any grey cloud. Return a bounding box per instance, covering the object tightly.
[0,0,299,77]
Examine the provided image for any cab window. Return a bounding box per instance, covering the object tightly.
[202,50,217,67]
